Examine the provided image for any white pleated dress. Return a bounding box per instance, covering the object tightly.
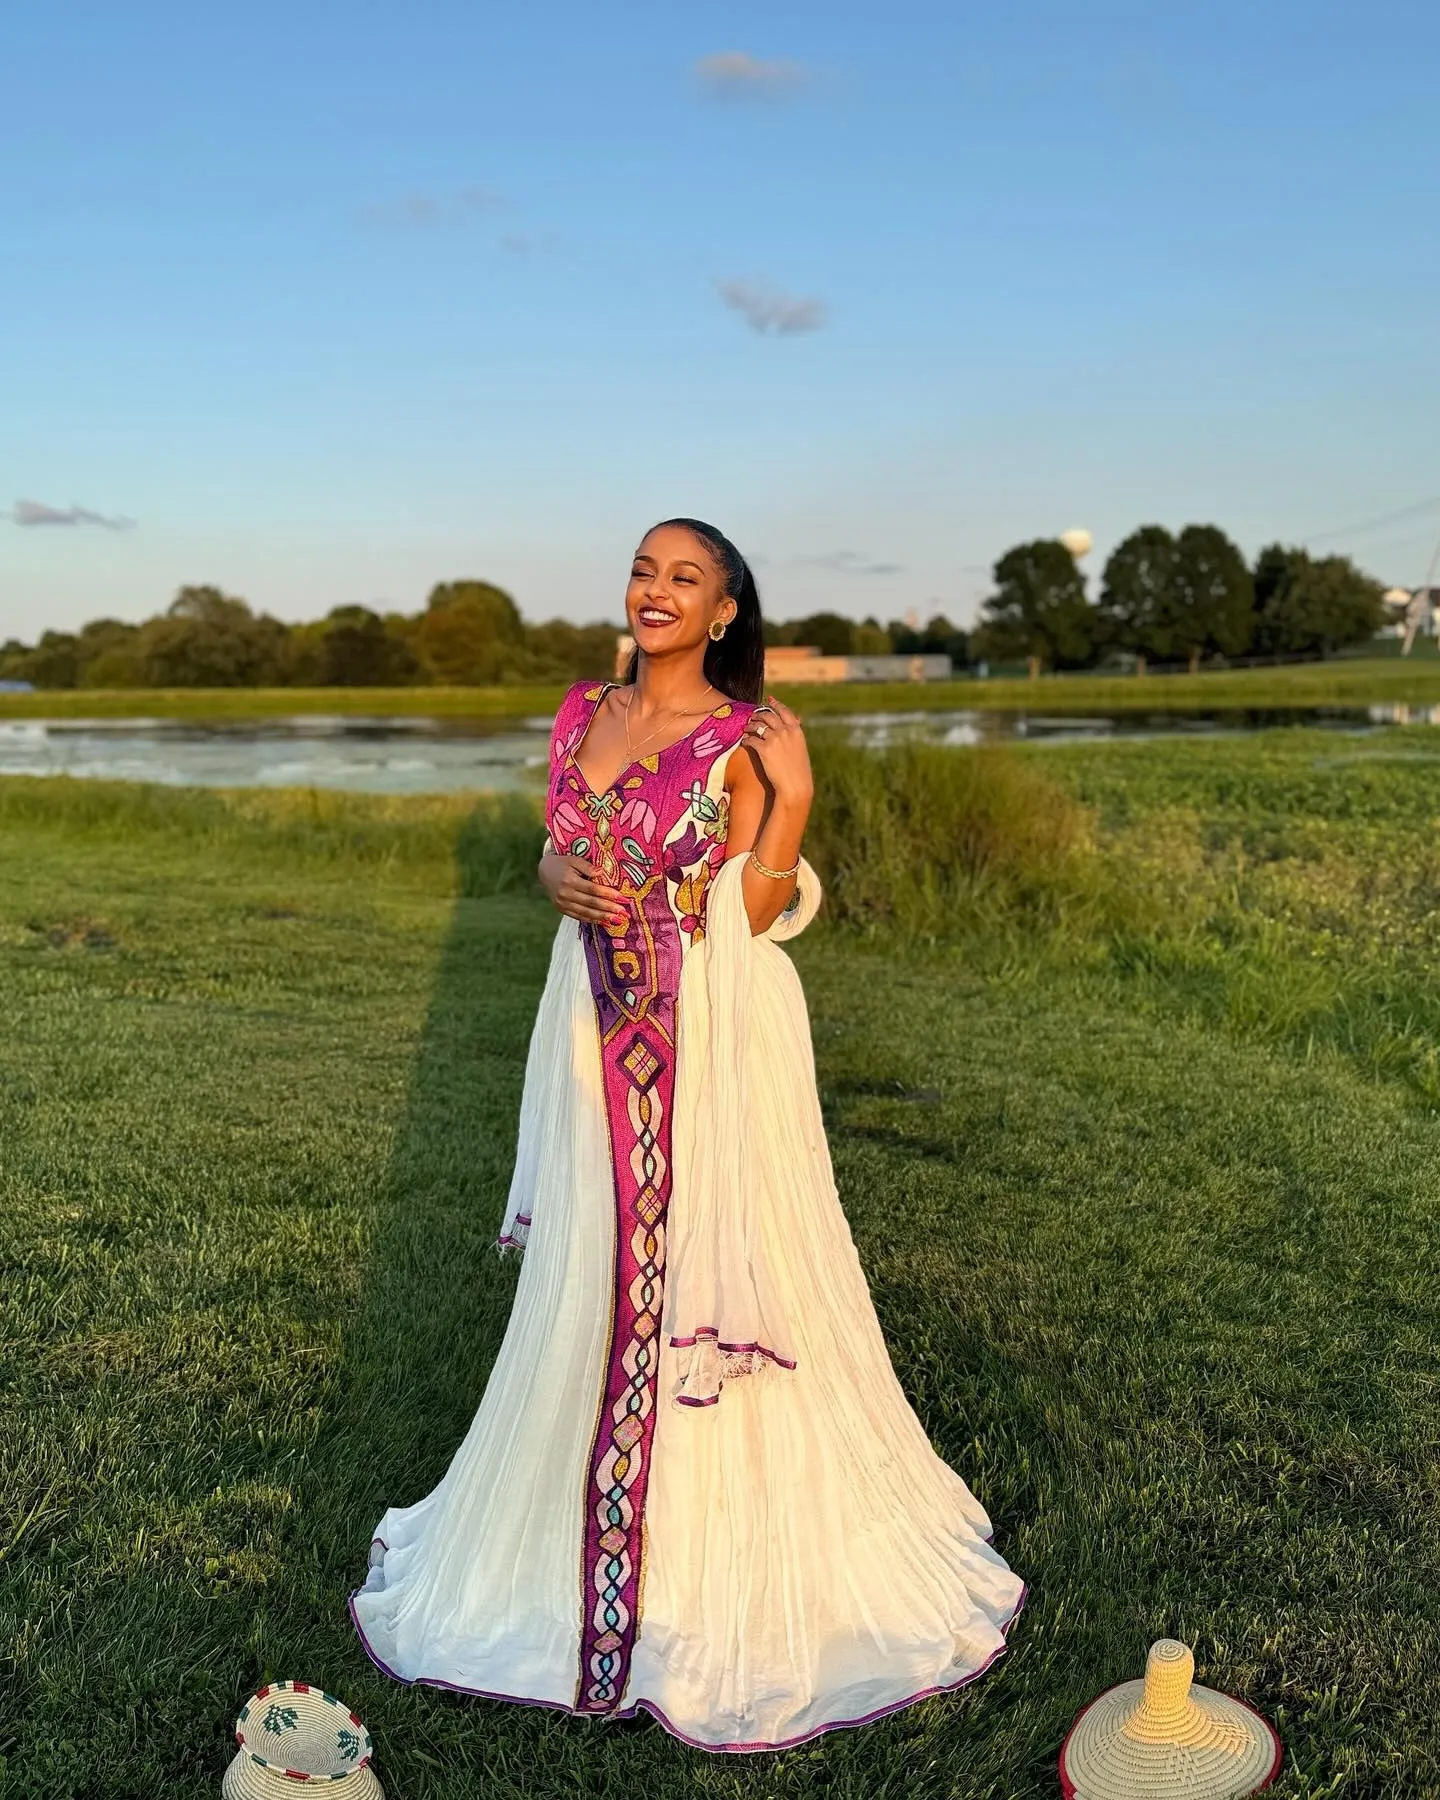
[350,682,1025,1752]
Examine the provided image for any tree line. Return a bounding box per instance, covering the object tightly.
[0,584,968,690]
[0,526,1387,690]
[0,582,618,690]
[972,528,1387,677]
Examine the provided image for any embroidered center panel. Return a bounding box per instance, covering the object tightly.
[545,682,754,1713]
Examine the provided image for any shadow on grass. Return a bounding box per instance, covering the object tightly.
[316,802,548,1506]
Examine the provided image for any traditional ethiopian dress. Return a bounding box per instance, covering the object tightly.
[350,681,1026,1751]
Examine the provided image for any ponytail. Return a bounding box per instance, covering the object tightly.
[624,517,766,703]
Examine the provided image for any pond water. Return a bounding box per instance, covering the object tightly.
[1,703,1436,796]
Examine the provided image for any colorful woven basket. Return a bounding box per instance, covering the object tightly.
[223,1682,383,1798]
[1059,1640,1282,1800]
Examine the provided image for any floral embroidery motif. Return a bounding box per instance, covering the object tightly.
[581,789,621,821]
[663,789,730,943]
[618,794,657,843]
[689,704,733,763]
[673,859,712,940]
[542,680,755,1715]
[679,778,720,823]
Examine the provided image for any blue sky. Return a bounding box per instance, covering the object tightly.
[4,0,1438,639]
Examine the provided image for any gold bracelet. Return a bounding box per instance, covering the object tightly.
[749,849,800,881]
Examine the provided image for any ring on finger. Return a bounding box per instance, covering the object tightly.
[754,722,768,738]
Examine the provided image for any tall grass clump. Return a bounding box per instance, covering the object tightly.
[805,737,1110,939]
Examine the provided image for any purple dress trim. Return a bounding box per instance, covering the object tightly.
[348,1574,1027,1755]
[670,1333,799,1406]
[668,1329,799,1369]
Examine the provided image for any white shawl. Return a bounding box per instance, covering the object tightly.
[664,852,823,1407]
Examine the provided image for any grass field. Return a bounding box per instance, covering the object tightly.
[4,651,1440,722]
[4,736,1440,1798]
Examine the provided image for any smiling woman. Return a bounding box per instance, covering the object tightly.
[623,516,767,703]
[350,519,1025,1752]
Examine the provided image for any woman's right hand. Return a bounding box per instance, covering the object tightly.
[538,851,627,927]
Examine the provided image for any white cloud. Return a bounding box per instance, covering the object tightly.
[10,499,134,530]
[796,550,903,576]
[716,278,827,336]
[363,185,502,229]
[695,51,807,98]
[498,229,560,256]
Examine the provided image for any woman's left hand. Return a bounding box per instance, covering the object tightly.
[740,696,813,805]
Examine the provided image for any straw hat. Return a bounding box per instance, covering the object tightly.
[223,1681,383,1798]
[1059,1640,1282,1800]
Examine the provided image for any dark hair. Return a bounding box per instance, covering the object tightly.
[624,516,765,703]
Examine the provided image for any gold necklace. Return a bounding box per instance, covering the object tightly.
[622,685,718,761]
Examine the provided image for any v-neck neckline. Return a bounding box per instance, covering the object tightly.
[568,681,727,800]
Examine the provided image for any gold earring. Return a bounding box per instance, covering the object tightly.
[708,618,728,642]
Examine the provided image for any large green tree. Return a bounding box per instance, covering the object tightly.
[1096,526,1182,672]
[522,617,622,683]
[1098,524,1254,672]
[765,611,857,655]
[132,586,288,687]
[7,630,82,688]
[1252,546,1386,657]
[1172,525,1254,672]
[312,606,419,686]
[416,580,526,685]
[73,618,143,686]
[974,540,1094,676]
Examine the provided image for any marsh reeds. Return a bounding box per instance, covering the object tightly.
[805,738,1109,938]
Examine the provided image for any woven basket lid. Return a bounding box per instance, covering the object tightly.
[232,1681,375,1785]
[1059,1640,1283,1800]
[224,1750,384,1798]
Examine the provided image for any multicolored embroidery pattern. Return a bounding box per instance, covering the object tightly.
[545,680,754,1714]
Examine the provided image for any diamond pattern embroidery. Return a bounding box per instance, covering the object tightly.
[554,680,755,1718]
[622,1038,661,1088]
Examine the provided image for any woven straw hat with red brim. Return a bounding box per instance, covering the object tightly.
[1059,1640,1283,1800]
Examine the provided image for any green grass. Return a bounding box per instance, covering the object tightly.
[4,741,1440,1797]
[4,652,1440,720]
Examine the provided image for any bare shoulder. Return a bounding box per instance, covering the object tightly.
[725,735,765,792]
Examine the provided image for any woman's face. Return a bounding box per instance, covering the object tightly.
[625,525,735,662]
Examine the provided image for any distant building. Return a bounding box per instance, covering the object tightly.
[612,635,951,684]
[764,646,952,683]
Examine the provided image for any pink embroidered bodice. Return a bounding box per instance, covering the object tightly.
[543,677,757,1716]
[546,680,757,971]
